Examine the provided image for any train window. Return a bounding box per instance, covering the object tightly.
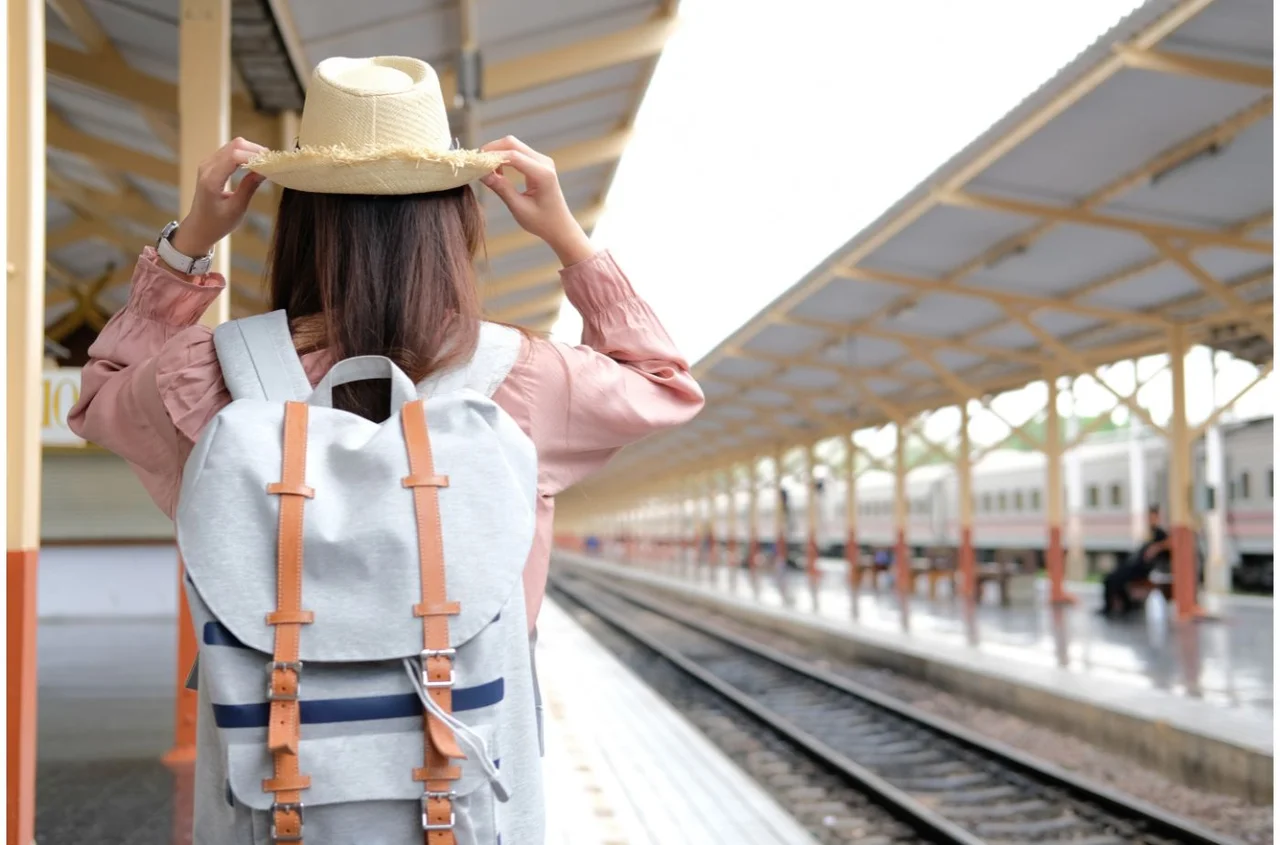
[1109,484,1123,508]
[1013,490,1024,511]
[1030,489,1041,511]
[1229,479,1236,500]
[1087,485,1099,508]
[997,492,1007,512]
[982,493,992,512]
[1268,469,1273,499]
[1240,472,1250,500]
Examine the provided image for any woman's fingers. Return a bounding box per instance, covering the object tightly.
[200,138,267,195]
[230,171,267,209]
[482,135,553,166]
[479,170,521,206]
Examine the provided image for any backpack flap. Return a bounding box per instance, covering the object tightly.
[176,376,538,661]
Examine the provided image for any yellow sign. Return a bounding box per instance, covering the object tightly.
[43,369,84,446]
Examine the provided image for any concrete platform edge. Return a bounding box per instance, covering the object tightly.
[556,553,1272,804]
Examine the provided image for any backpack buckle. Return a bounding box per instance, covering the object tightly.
[266,660,303,701]
[420,649,455,689]
[421,793,456,831]
[270,801,304,842]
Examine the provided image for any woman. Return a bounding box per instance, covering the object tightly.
[69,59,704,633]
[70,56,703,843]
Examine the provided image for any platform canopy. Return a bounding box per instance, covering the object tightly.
[570,0,1273,506]
[43,0,677,342]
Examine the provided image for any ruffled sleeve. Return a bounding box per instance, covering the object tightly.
[68,248,232,518]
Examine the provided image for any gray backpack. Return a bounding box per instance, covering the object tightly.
[175,312,545,845]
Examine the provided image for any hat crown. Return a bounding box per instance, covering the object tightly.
[297,56,452,152]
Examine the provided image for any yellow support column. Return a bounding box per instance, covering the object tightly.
[747,458,760,575]
[774,447,788,571]
[957,403,976,600]
[805,443,820,584]
[170,0,234,766]
[894,424,910,596]
[7,0,46,839]
[726,469,739,569]
[844,436,859,594]
[1044,373,1076,605]
[1167,325,1204,619]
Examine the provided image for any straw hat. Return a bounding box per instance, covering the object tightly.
[247,56,503,195]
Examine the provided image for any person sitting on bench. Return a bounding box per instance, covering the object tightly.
[1100,505,1171,617]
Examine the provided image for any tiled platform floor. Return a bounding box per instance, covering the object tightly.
[562,551,1273,756]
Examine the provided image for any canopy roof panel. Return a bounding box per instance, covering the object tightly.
[573,0,1273,504]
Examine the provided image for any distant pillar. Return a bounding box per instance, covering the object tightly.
[774,447,787,572]
[1063,377,1087,581]
[1167,326,1202,619]
[1044,373,1075,604]
[894,424,910,596]
[844,436,859,593]
[1128,359,1149,544]
[726,470,739,568]
[747,459,760,574]
[805,443,820,583]
[1203,351,1231,594]
[957,402,977,600]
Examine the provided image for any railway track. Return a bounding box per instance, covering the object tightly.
[550,570,1246,845]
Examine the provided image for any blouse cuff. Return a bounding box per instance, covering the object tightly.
[124,247,227,326]
[559,250,638,317]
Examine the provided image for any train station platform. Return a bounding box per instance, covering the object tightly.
[555,550,1273,803]
[32,545,816,844]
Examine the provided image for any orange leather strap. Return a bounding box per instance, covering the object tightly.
[263,401,314,844]
[402,399,463,845]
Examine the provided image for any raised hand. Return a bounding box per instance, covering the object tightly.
[479,136,594,267]
[171,137,268,259]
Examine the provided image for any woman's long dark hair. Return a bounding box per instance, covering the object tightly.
[267,186,485,420]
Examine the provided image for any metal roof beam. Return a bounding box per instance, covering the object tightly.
[937,191,1272,254]
[45,42,277,141]
[469,18,677,101]
[1148,236,1273,341]
[1115,45,1271,89]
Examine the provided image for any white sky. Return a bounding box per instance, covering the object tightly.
[551,0,1272,453]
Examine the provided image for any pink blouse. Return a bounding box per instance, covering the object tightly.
[69,248,704,628]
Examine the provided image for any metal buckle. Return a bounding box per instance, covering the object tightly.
[266,660,303,701]
[421,793,456,831]
[420,650,455,689]
[270,801,304,842]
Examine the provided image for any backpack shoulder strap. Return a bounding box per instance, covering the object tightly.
[418,322,522,399]
[213,311,312,402]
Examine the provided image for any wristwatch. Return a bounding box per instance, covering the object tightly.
[156,221,214,275]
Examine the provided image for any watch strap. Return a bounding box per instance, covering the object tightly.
[157,222,214,275]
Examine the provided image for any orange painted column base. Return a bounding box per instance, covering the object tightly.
[845,530,859,592]
[958,527,976,601]
[727,539,738,568]
[8,549,39,845]
[165,561,199,766]
[1171,523,1208,620]
[894,531,910,597]
[805,537,819,583]
[1046,525,1077,605]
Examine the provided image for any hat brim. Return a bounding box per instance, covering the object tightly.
[247,145,504,195]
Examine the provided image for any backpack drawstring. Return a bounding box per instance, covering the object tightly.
[401,659,510,803]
